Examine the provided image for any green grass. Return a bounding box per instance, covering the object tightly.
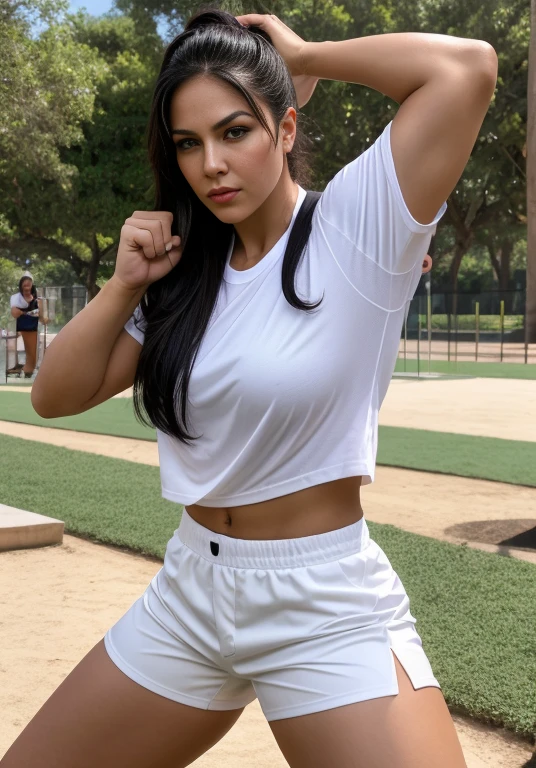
[417,314,524,331]
[395,359,536,379]
[377,426,536,487]
[0,391,156,441]
[0,431,534,740]
[1,392,535,487]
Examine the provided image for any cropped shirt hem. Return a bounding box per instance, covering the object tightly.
[161,460,374,508]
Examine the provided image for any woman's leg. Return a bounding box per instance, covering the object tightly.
[20,331,37,375]
[1,639,244,768]
[269,652,466,768]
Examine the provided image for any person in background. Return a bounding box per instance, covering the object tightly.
[9,276,46,378]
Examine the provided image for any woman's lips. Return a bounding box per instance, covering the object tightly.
[209,190,240,203]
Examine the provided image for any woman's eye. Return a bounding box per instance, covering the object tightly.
[175,127,249,152]
[176,139,196,151]
[226,127,249,140]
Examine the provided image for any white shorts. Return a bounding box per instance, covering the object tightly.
[104,510,441,722]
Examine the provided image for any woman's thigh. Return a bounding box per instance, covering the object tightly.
[0,639,244,768]
[269,652,467,768]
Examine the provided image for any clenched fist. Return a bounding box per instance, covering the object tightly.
[114,211,183,291]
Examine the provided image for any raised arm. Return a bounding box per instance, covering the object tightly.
[302,33,497,225]
[235,16,497,227]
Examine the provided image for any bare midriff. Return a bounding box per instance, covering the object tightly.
[184,476,364,541]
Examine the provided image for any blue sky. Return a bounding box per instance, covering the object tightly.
[68,0,114,15]
[66,0,170,37]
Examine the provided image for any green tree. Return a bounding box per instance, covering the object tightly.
[0,3,162,297]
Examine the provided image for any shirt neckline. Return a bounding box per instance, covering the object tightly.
[223,186,306,285]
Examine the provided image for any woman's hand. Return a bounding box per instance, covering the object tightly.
[235,13,319,108]
[114,211,183,292]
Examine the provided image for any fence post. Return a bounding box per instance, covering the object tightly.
[447,297,451,363]
[525,304,529,365]
[475,301,480,362]
[417,310,421,378]
[427,282,432,374]
[454,306,458,369]
[403,310,407,372]
[500,299,504,363]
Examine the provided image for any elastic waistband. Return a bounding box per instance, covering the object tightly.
[177,510,370,569]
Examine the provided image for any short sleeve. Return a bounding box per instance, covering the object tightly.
[316,121,447,312]
[124,304,147,346]
[10,294,25,309]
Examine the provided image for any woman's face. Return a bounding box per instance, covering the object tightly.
[169,75,296,224]
[21,279,32,294]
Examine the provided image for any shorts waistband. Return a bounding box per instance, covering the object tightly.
[177,509,370,569]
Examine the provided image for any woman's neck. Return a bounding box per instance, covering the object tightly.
[232,175,299,267]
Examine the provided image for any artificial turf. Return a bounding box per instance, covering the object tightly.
[394,359,536,379]
[1,391,535,487]
[0,431,534,740]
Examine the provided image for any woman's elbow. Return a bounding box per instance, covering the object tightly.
[468,41,498,83]
[30,379,58,419]
[30,386,50,418]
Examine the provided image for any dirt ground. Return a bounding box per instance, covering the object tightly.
[0,377,535,765]
[398,340,536,365]
[381,377,536,443]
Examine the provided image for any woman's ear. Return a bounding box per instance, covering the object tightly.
[281,107,297,154]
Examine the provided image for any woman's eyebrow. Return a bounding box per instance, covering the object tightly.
[171,110,254,136]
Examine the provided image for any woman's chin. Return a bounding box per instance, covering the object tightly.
[207,206,249,226]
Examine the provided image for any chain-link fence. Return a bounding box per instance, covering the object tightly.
[2,283,535,382]
[399,288,535,372]
[1,286,87,382]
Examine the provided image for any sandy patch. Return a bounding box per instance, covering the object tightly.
[398,340,536,365]
[0,419,159,465]
[0,534,532,767]
[380,377,536,442]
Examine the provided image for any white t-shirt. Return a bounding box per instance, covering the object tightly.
[125,121,447,507]
[10,294,31,310]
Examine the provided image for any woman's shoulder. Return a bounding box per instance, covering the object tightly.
[10,293,31,309]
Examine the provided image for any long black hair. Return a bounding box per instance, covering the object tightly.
[133,7,322,444]
[19,276,37,301]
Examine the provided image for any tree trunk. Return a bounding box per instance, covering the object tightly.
[450,236,473,316]
[488,239,513,292]
[527,0,536,342]
[87,233,102,300]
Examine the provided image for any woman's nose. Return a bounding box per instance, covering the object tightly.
[203,145,227,175]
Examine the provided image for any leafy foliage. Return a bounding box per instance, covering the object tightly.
[0,0,529,297]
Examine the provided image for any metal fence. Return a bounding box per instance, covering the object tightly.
[399,288,535,371]
[1,285,87,381]
[2,283,535,382]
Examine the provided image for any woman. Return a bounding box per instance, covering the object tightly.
[5,9,497,767]
[8,276,41,377]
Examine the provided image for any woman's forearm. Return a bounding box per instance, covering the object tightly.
[32,276,146,414]
[302,33,494,105]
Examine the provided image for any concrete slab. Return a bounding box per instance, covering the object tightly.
[0,504,64,552]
